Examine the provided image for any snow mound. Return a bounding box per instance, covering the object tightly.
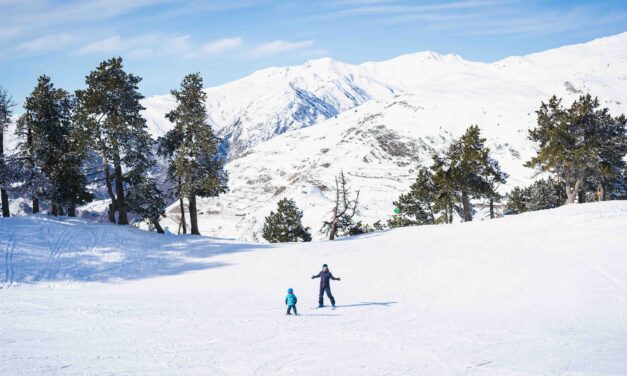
[1,201,626,374]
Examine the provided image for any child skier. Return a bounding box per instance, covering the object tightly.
[285,288,298,315]
[311,263,341,308]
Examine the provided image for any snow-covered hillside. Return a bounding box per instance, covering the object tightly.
[158,32,627,240]
[1,202,626,375]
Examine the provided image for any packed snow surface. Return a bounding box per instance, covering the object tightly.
[2,201,626,375]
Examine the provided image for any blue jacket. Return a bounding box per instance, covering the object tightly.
[285,293,297,306]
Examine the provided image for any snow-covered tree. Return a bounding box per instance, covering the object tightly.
[262,198,311,243]
[161,73,228,235]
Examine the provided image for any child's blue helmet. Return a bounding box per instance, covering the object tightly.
[288,288,293,293]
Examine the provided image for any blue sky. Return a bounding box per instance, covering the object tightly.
[1,0,626,107]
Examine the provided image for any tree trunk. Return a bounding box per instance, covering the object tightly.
[51,202,58,216]
[179,195,187,234]
[104,160,117,223]
[0,130,8,217]
[108,203,116,223]
[152,219,164,234]
[578,190,586,204]
[598,184,605,201]
[1,188,9,217]
[32,197,39,213]
[461,191,472,222]
[565,183,577,204]
[113,159,128,225]
[189,193,200,235]
[565,177,583,204]
[329,219,337,240]
[489,198,494,219]
[68,205,76,217]
[58,205,65,216]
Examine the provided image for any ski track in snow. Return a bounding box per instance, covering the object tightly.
[0,202,626,375]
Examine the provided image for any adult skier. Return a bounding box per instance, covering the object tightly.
[311,263,341,308]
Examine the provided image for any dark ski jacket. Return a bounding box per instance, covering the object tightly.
[312,270,339,287]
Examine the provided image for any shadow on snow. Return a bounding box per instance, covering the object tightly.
[332,301,397,308]
[0,216,272,285]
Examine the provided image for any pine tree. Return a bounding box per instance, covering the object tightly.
[49,88,92,215]
[161,73,228,235]
[505,187,527,214]
[525,178,564,211]
[526,95,626,204]
[16,77,92,216]
[15,76,56,213]
[390,167,436,227]
[589,113,626,200]
[454,125,507,221]
[75,57,153,224]
[430,126,507,222]
[262,198,312,243]
[0,86,14,217]
[431,153,457,224]
[126,177,167,233]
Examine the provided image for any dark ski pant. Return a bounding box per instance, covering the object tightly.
[287,305,297,315]
[319,285,335,306]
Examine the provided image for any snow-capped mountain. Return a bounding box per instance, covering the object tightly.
[141,52,481,158]
[153,32,627,240]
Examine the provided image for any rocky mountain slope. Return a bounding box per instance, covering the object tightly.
[156,32,627,240]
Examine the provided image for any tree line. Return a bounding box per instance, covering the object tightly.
[262,94,626,243]
[0,57,227,235]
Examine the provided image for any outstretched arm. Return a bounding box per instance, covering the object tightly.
[330,273,341,281]
[311,272,321,279]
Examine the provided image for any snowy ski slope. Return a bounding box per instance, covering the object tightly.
[1,201,626,375]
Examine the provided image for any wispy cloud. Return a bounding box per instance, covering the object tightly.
[78,34,245,59]
[0,27,20,43]
[328,0,502,16]
[78,34,193,58]
[17,34,74,52]
[249,40,315,58]
[0,0,173,26]
[202,37,243,54]
[78,36,124,54]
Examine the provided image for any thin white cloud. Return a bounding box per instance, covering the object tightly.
[17,34,74,52]
[78,34,244,59]
[0,27,20,43]
[249,40,315,58]
[331,0,502,15]
[79,36,124,54]
[202,37,242,54]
